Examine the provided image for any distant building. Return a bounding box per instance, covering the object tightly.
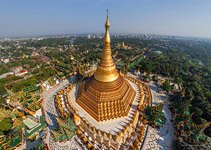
[58,47,63,52]
[40,47,47,51]
[31,52,39,57]
[171,83,182,91]
[117,41,131,50]
[38,55,51,64]
[134,68,141,76]
[13,66,28,76]
[1,58,10,63]
[41,81,52,91]
[70,55,74,60]
[16,69,28,76]
[154,51,162,55]
[33,109,43,119]
[13,66,23,74]
[156,78,165,87]
[87,34,91,39]
[87,34,95,39]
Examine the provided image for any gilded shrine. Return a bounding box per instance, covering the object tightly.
[76,15,136,122]
[55,13,152,150]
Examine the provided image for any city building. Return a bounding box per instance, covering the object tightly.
[16,69,28,76]
[1,58,10,63]
[12,66,28,76]
[23,115,46,140]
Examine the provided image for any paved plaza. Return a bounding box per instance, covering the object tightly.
[142,82,174,150]
[48,135,84,150]
[41,80,87,150]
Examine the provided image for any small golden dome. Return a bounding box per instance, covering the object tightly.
[74,114,80,126]
[82,137,88,143]
[103,132,107,138]
[118,132,123,137]
[97,129,101,135]
[87,143,93,149]
[108,133,112,139]
[122,128,127,134]
[76,129,81,135]
[113,135,119,142]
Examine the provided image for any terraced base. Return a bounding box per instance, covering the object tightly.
[76,75,136,122]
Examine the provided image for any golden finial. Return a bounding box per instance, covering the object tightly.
[104,10,110,46]
[105,10,110,28]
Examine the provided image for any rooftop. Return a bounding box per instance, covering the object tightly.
[23,117,39,130]
[23,116,46,139]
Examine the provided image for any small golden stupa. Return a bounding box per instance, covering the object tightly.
[76,13,136,122]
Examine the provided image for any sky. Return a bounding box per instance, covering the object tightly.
[0,0,211,38]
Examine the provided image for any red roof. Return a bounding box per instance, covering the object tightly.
[19,69,28,73]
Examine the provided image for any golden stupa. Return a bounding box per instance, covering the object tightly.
[76,14,136,122]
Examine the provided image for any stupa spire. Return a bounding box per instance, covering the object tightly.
[76,12,136,122]
[94,11,119,82]
[103,10,111,54]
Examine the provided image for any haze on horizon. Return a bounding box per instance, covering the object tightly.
[0,0,211,38]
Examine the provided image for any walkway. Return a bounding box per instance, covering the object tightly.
[48,134,83,150]
[42,79,85,150]
[142,82,174,150]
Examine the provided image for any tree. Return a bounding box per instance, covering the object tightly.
[163,80,172,92]
[0,108,11,121]
[175,77,183,85]
[0,118,12,134]
[195,117,207,125]
[0,65,8,75]
[193,107,203,117]
[0,85,7,96]
[204,126,211,137]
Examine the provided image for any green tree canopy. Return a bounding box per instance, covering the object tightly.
[0,118,12,134]
[162,80,172,92]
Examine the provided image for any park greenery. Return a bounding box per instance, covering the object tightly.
[51,117,76,142]
[0,109,25,149]
[134,39,211,148]
[0,65,8,75]
[138,49,211,121]
[0,118,12,135]
[145,104,166,128]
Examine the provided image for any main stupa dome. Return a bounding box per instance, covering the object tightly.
[76,15,136,122]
